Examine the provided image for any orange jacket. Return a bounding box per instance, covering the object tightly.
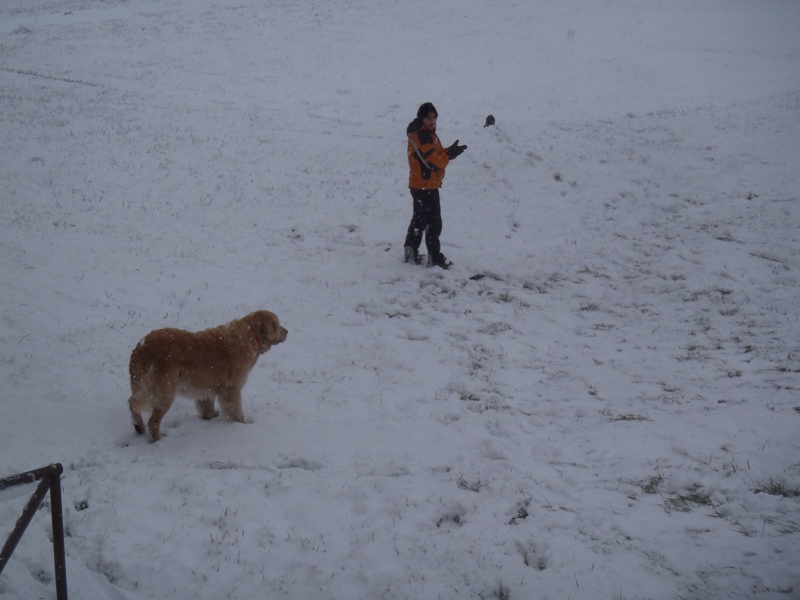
[408,126,450,190]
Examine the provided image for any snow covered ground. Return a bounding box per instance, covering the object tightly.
[1,0,799,598]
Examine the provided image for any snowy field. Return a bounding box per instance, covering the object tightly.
[1,0,799,598]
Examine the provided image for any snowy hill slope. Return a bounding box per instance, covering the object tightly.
[1,0,799,598]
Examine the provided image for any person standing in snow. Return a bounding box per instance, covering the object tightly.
[403,102,467,269]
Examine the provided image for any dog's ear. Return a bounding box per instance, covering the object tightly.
[257,318,272,350]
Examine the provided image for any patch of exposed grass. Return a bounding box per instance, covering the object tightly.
[436,512,464,528]
[522,280,548,294]
[478,322,512,335]
[578,266,611,279]
[733,520,758,536]
[658,381,681,394]
[613,413,651,422]
[457,475,487,493]
[677,342,708,362]
[664,486,712,513]
[459,391,481,403]
[497,291,514,303]
[508,502,530,525]
[753,478,800,498]
[639,473,664,495]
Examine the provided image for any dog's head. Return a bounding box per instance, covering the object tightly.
[245,310,288,353]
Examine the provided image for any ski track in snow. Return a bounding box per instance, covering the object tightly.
[1,0,799,599]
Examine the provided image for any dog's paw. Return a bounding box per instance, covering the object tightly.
[243,416,254,425]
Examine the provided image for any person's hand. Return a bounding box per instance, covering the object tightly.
[446,140,467,159]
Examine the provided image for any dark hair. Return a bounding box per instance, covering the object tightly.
[417,102,438,119]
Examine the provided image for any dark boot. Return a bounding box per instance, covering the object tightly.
[404,246,423,264]
[427,252,450,269]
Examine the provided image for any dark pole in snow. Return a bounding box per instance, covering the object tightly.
[0,463,69,600]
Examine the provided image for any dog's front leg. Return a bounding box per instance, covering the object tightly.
[218,387,246,423]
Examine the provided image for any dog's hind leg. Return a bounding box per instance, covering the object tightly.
[218,387,246,423]
[195,398,219,420]
[147,406,168,442]
[147,379,177,442]
[129,395,146,435]
[129,351,155,436]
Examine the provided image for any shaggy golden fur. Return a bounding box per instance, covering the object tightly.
[127,310,288,441]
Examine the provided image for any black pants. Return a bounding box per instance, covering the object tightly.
[404,188,443,261]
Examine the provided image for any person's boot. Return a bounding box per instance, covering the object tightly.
[427,253,451,269]
[404,246,423,264]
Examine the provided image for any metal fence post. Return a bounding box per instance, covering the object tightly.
[0,464,68,600]
[49,464,68,600]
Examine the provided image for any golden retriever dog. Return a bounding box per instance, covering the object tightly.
[127,310,288,441]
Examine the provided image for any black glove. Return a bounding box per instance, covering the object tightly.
[445,140,467,159]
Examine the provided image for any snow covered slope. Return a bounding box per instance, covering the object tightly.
[1,0,799,598]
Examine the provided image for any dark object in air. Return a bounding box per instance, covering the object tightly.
[484,115,495,127]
